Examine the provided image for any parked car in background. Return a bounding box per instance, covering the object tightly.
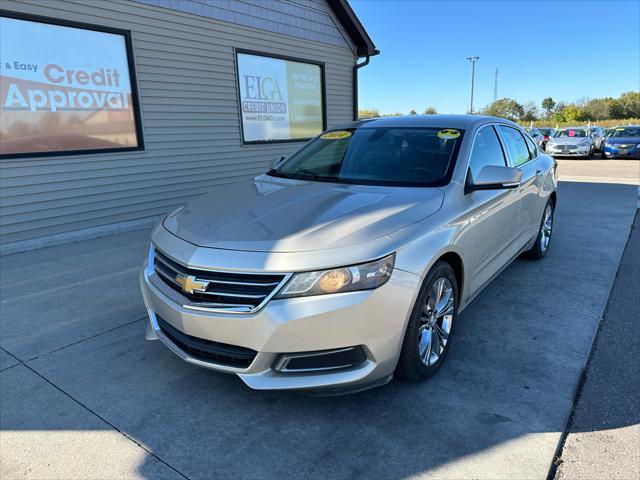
[603,126,640,158]
[545,127,595,158]
[526,127,545,149]
[589,126,606,152]
[140,115,557,393]
[538,128,556,150]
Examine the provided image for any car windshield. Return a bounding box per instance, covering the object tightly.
[609,127,640,137]
[269,127,464,186]
[539,129,553,135]
[554,129,588,138]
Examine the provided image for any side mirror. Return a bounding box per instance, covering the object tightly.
[270,155,286,169]
[466,165,522,193]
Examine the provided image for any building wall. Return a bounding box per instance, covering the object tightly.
[0,0,357,251]
[133,0,355,50]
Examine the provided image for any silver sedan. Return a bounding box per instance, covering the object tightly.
[546,127,595,158]
[140,115,557,393]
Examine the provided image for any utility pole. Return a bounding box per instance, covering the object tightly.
[493,67,499,102]
[466,56,479,114]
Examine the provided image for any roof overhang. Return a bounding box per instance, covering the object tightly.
[327,0,379,57]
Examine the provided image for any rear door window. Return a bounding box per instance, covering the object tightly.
[524,134,538,159]
[498,126,531,167]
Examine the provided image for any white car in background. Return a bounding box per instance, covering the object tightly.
[545,127,595,158]
[589,126,606,152]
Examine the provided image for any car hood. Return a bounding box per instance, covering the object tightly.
[606,137,639,144]
[549,137,589,145]
[163,174,444,252]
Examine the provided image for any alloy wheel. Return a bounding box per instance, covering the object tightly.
[540,203,553,252]
[418,277,454,366]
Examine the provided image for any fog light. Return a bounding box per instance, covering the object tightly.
[274,346,367,373]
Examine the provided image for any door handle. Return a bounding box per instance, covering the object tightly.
[535,169,543,177]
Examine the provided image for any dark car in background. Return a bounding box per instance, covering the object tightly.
[603,126,640,158]
[538,128,556,151]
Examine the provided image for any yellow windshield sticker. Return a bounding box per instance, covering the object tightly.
[437,129,460,139]
[615,128,625,131]
[320,131,352,140]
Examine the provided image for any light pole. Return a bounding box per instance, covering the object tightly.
[466,56,479,114]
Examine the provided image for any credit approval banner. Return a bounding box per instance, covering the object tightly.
[237,52,324,143]
[0,16,140,156]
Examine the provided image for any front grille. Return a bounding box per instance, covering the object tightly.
[562,145,578,152]
[153,250,286,311]
[157,316,257,368]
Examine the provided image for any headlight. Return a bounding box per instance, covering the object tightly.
[604,143,612,148]
[275,254,395,299]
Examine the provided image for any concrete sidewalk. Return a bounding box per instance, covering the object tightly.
[555,212,640,480]
[1,164,638,479]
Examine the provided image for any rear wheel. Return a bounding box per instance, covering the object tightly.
[397,261,458,381]
[524,198,554,259]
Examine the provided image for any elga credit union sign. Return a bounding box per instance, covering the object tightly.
[236,52,324,143]
[0,15,141,156]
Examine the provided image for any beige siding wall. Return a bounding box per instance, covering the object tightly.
[0,0,356,248]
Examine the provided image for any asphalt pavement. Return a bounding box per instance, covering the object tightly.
[554,211,640,480]
[1,159,638,479]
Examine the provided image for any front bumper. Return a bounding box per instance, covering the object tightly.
[140,259,420,392]
[546,144,592,157]
[603,145,640,158]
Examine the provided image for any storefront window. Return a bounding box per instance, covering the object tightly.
[0,13,143,157]
[236,50,325,144]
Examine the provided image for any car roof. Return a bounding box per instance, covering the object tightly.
[557,126,589,130]
[330,114,520,131]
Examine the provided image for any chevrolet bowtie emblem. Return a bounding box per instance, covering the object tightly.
[175,274,209,294]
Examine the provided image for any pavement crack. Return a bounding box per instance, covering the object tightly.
[8,316,149,365]
[1,267,140,304]
[0,346,24,372]
[20,362,191,480]
[39,316,149,359]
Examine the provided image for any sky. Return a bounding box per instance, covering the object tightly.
[350,0,640,115]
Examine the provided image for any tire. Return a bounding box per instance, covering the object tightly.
[396,261,458,381]
[524,198,555,260]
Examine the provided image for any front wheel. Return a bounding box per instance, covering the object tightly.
[397,261,458,381]
[524,198,554,259]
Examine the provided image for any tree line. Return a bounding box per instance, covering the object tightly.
[481,91,639,123]
[358,91,639,123]
[358,106,438,119]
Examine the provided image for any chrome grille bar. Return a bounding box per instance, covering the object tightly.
[152,249,288,313]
